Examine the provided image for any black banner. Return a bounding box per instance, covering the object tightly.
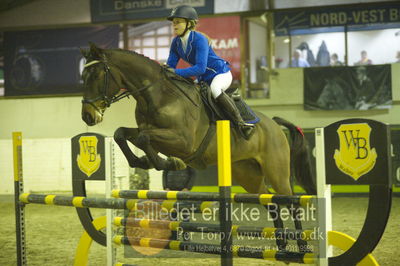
[90,0,214,23]
[4,26,119,96]
[274,3,400,36]
[305,125,400,186]
[323,119,391,185]
[304,65,392,110]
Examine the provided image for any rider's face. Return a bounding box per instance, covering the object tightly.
[172,18,187,36]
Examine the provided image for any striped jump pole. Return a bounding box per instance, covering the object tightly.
[19,193,139,210]
[113,236,314,264]
[111,190,315,207]
[18,189,214,215]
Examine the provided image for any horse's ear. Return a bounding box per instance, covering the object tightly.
[89,42,103,59]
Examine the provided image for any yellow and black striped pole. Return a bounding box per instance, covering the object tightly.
[111,189,315,206]
[217,120,232,266]
[13,132,26,266]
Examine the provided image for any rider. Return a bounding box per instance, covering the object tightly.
[166,5,255,140]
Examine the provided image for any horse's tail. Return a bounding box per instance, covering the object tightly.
[272,117,317,195]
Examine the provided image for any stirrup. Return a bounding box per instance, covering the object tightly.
[242,122,255,128]
[238,123,255,140]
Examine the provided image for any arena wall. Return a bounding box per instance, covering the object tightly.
[0,136,163,194]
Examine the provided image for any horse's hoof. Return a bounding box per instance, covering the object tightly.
[130,156,153,169]
[167,157,186,170]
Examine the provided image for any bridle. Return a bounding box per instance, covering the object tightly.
[81,59,131,113]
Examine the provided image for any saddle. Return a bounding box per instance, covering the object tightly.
[198,82,260,125]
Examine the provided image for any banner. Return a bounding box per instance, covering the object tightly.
[4,26,119,96]
[90,0,214,23]
[304,126,400,187]
[177,16,241,81]
[304,65,392,110]
[274,3,400,36]
[198,16,241,81]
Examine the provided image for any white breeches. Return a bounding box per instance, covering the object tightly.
[210,71,233,98]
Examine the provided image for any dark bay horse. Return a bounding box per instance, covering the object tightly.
[80,43,316,196]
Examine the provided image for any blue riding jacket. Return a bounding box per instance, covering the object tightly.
[167,31,230,85]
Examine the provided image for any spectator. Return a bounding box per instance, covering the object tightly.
[355,50,373,65]
[330,53,344,66]
[316,40,330,66]
[291,49,310,67]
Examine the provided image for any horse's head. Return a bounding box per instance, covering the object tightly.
[80,43,123,126]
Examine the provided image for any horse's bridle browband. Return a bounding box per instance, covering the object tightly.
[82,59,151,112]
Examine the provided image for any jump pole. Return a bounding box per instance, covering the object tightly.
[13,132,27,266]
[105,135,116,266]
[217,120,233,266]
[315,128,332,266]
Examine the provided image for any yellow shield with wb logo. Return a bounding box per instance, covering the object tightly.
[77,136,101,177]
[333,123,377,180]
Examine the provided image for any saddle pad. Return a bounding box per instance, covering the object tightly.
[235,99,260,124]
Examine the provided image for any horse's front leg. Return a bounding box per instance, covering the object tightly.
[113,127,153,169]
[134,129,188,171]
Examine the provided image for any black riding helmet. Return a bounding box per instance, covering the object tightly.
[167,5,198,21]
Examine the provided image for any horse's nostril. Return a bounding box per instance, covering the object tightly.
[83,112,94,125]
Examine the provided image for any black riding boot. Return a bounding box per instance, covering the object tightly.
[216,92,255,140]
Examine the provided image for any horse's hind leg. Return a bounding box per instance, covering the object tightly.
[231,159,269,194]
[114,127,153,169]
[262,153,293,196]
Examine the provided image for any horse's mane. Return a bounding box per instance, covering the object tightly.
[105,48,195,86]
[105,48,162,69]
